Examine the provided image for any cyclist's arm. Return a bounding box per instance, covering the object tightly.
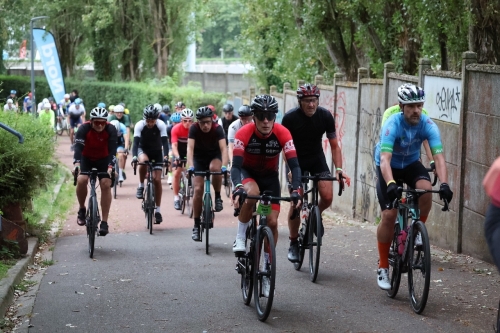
[423,140,433,164]
[73,124,89,164]
[131,121,142,158]
[329,137,343,170]
[187,138,195,168]
[161,137,169,159]
[433,153,448,184]
[172,142,179,159]
[228,142,234,165]
[107,124,118,168]
[219,138,228,167]
[380,152,395,184]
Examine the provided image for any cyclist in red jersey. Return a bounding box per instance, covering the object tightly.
[171,108,193,210]
[187,106,228,241]
[73,107,117,236]
[231,95,302,260]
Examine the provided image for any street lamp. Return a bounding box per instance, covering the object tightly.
[30,16,49,116]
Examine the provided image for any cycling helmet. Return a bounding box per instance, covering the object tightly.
[109,105,115,112]
[110,120,121,133]
[10,90,16,94]
[42,98,49,104]
[114,104,125,113]
[222,104,234,113]
[196,106,213,120]
[153,103,162,113]
[119,102,126,107]
[43,102,51,109]
[213,113,219,122]
[6,99,13,104]
[207,105,216,112]
[297,83,320,99]
[175,101,185,109]
[64,93,70,99]
[171,113,181,123]
[143,104,160,120]
[397,84,425,104]
[251,95,279,113]
[162,105,171,113]
[98,102,106,108]
[75,98,82,105]
[181,108,194,119]
[238,105,252,117]
[90,107,108,120]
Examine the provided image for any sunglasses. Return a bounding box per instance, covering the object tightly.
[254,112,276,121]
[93,120,107,126]
[183,119,193,123]
[199,120,212,125]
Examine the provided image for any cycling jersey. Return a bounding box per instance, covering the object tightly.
[59,98,71,115]
[73,121,117,167]
[132,120,169,158]
[116,122,127,147]
[159,113,170,125]
[67,104,85,120]
[170,123,190,158]
[381,105,429,127]
[107,114,131,127]
[281,106,336,160]
[231,123,301,190]
[167,124,174,145]
[218,115,238,143]
[374,113,443,169]
[227,119,249,143]
[189,122,225,158]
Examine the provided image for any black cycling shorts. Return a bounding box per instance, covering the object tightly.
[193,153,222,172]
[240,168,281,211]
[376,160,431,211]
[138,148,164,170]
[299,154,331,176]
[80,156,110,180]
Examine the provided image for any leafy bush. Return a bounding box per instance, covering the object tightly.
[0,112,55,208]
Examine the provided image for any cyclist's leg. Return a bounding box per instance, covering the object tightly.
[209,155,223,211]
[149,150,164,220]
[76,157,91,225]
[233,172,259,252]
[136,149,149,198]
[97,166,112,222]
[172,162,183,196]
[116,147,125,180]
[405,161,432,222]
[259,176,281,245]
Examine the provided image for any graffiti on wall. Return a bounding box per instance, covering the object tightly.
[320,91,346,169]
[358,107,382,221]
[424,76,462,124]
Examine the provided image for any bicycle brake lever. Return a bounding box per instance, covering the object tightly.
[441,198,449,211]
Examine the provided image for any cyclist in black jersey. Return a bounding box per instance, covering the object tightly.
[281,83,350,263]
[218,104,238,145]
[131,105,170,223]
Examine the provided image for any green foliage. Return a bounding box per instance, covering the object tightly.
[0,240,21,260]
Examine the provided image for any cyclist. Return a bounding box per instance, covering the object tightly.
[166,112,181,186]
[39,102,55,130]
[107,104,131,171]
[374,84,453,290]
[98,102,106,108]
[231,95,302,261]
[67,98,86,151]
[217,104,238,144]
[282,83,350,263]
[73,107,117,236]
[7,90,18,108]
[171,108,194,210]
[23,92,33,113]
[188,106,228,241]
[159,104,171,124]
[131,105,169,223]
[110,120,128,182]
[227,105,253,167]
[4,99,18,112]
[484,157,500,271]
[175,101,186,112]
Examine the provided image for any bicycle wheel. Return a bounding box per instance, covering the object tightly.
[293,214,307,271]
[56,122,63,135]
[308,206,322,282]
[387,223,402,298]
[240,223,254,305]
[180,179,186,214]
[203,194,212,255]
[407,221,431,314]
[146,182,154,234]
[253,225,276,321]
[113,165,119,199]
[87,195,98,258]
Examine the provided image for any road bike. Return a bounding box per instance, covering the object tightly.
[386,175,448,314]
[188,170,226,254]
[224,168,231,198]
[134,161,157,235]
[56,110,70,136]
[177,160,193,215]
[74,167,115,258]
[234,190,297,321]
[293,172,344,282]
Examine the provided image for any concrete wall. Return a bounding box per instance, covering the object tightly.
[225,53,500,261]
[183,72,256,94]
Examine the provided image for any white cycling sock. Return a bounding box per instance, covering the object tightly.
[236,220,250,239]
[156,206,160,213]
[138,182,144,188]
[174,195,179,201]
[119,169,123,177]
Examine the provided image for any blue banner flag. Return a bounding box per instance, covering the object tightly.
[32,28,66,103]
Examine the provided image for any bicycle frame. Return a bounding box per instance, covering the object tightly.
[134,161,157,233]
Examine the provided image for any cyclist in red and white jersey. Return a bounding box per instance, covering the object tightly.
[73,107,117,236]
[231,95,302,258]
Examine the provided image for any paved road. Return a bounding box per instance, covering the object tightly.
[25,136,500,332]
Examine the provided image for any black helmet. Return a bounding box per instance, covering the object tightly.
[222,104,234,113]
[196,106,213,120]
[251,95,278,113]
[238,105,252,117]
[162,105,170,113]
[143,104,160,120]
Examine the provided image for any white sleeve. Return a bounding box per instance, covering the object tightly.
[156,120,168,136]
[134,120,145,137]
[228,120,238,143]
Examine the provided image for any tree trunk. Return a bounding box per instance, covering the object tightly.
[469,0,500,65]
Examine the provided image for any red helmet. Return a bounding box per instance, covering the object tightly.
[296,83,320,99]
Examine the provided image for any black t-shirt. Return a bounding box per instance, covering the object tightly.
[188,122,225,158]
[281,106,336,159]
[221,115,238,142]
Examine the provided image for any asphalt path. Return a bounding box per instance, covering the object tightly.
[27,135,500,332]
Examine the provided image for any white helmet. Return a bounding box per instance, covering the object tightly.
[7,99,13,104]
[180,108,194,119]
[43,102,51,109]
[90,107,108,120]
[42,98,49,104]
[153,103,162,113]
[64,93,70,99]
[110,120,121,133]
[114,105,125,113]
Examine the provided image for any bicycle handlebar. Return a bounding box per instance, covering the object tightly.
[132,161,158,175]
[188,170,227,187]
[391,187,449,211]
[73,167,115,187]
[301,172,345,196]
[233,192,299,218]
[425,166,438,186]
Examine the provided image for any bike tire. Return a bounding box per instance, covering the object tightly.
[241,223,254,305]
[147,182,154,234]
[294,213,307,271]
[308,206,322,282]
[408,221,431,314]
[204,194,212,255]
[387,223,402,298]
[88,195,98,259]
[113,165,119,199]
[253,226,276,322]
[180,177,187,214]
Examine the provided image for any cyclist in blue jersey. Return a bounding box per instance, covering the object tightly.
[374,84,453,290]
[110,120,128,182]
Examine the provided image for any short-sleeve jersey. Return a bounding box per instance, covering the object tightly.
[233,123,297,177]
[381,105,429,127]
[228,119,248,143]
[108,114,131,127]
[67,104,85,120]
[133,119,167,152]
[170,123,190,158]
[281,106,336,159]
[188,122,225,157]
[73,122,117,165]
[374,113,443,168]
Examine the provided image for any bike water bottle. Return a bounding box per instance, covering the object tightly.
[301,206,308,224]
[397,229,407,255]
